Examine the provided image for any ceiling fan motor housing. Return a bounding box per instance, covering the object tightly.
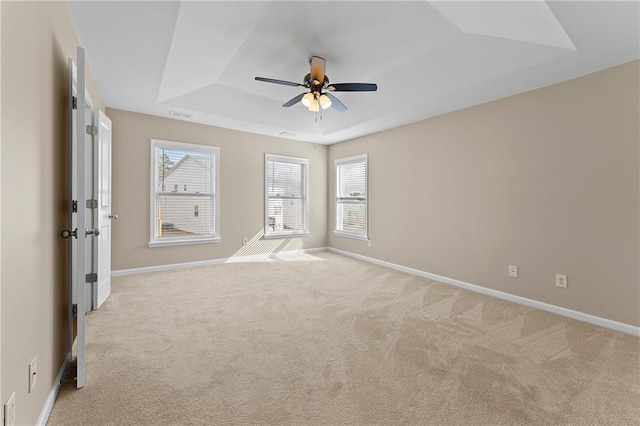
[304,73,329,93]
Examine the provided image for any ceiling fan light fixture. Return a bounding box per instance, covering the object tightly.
[319,94,332,110]
[308,97,320,112]
[301,92,314,107]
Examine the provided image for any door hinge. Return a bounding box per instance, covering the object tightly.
[72,96,78,110]
[86,199,98,209]
[85,273,98,283]
[86,125,98,136]
[72,304,78,316]
[72,200,78,213]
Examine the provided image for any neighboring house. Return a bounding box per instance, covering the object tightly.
[158,155,212,236]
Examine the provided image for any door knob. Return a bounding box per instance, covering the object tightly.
[108,214,118,220]
[61,229,78,239]
[86,228,100,237]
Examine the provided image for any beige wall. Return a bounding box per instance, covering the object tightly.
[1,2,104,424]
[107,109,327,270]
[329,61,640,327]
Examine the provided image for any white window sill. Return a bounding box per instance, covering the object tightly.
[263,232,310,240]
[148,237,221,247]
[333,231,368,241]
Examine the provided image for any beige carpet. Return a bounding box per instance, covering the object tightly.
[48,251,639,425]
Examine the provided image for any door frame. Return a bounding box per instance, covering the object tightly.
[93,110,112,309]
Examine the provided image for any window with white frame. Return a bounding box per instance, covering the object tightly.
[335,154,368,239]
[150,139,219,246]
[265,154,309,237]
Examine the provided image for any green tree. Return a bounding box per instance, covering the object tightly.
[159,151,174,191]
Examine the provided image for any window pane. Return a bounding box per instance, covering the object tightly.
[157,194,213,237]
[336,201,366,234]
[267,198,305,234]
[267,161,304,197]
[156,148,211,194]
[338,161,366,197]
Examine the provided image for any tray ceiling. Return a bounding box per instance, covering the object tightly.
[68,1,640,144]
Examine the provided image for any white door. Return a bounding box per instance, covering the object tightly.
[93,110,113,309]
[65,46,98,388]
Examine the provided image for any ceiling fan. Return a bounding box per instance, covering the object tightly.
[255,56,377,113]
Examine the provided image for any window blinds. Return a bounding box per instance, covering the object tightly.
[152,141,217,243]
[335,154,367,238]
[265,154,309,236]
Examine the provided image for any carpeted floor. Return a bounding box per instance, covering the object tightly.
[48,251,639,425]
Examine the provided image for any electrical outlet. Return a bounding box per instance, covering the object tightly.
[242,238,248,246]
[508,265,518,278]
[367,239,372,248]
[29,357,37,393]
[4,392,15,426]
[556,274,568,288]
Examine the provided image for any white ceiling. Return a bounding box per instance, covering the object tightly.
[68,1,640,145]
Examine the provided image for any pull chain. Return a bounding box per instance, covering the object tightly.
[313,93,323,122]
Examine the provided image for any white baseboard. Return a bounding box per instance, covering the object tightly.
[111,247,328,277]
[327,247,640,337]
[111,246,638,336]
[112,257,227,277]
[37,352,71,426]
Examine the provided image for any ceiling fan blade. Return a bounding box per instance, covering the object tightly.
[325,92,347,112]
[255,77,304,88]
[282,93,306,107]
[327,83,377,92]
[310,56,326,84]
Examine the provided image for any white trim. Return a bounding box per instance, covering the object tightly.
[149,139,220,246]
[263,232,310,240]
[148,237,221,247]
[111,247,328,277]
[334,153,368,240]
[36,352,72,426]
[327,247,640,337]
[110,246,639,336]
[333,230,369,241]
[113,258,227,277]
[264,153,310,238]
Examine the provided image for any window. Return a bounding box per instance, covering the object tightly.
[150,139,219,246]
[265,154,309,238]
[335,154,368,240]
